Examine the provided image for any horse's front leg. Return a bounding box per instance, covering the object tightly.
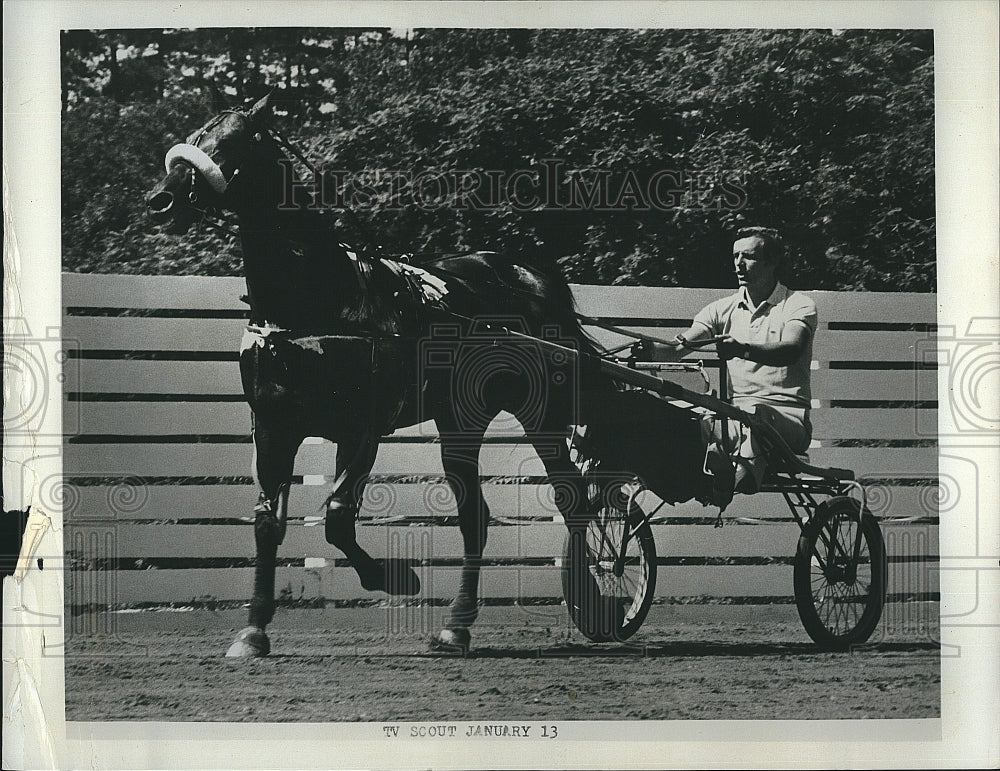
[226,423,302,658]
[324,432,420,595]
[323,431,378,550]
[430,429,489,653]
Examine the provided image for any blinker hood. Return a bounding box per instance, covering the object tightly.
[164,143,229,194]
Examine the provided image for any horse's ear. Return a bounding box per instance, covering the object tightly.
[247,92,273,123]
[206,81,230,113]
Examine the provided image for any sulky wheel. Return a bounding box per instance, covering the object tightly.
[561,480,656,643]
[793,496,887,650]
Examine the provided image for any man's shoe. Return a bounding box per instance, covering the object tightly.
[734,464,758,495]
[734,458,765,495]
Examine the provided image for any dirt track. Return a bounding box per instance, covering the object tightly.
[65,605,939,722]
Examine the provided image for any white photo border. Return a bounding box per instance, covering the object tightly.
[3,1,998,768]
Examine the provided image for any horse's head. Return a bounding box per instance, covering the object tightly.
[146,94,273,232]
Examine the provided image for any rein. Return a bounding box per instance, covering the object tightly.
[411,260,685,351]
[185,194,242,240]
[266,124,382,256]
[175,111,681,352]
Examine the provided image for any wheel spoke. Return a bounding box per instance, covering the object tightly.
[795,500,886,647]
[590,516,617,560]
[563,473,659,642]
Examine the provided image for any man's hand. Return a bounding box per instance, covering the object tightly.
[630,338,687,362]
[631,326,717,362]
[715,335,746,361]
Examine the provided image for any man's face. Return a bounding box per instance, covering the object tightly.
[732,236,776,288]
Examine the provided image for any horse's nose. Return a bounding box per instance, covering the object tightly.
[147,190,176,223]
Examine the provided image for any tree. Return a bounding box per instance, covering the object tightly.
[61,28,935,290]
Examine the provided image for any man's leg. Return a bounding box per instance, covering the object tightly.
[702,416,746,509]
[733,431,765,494]
[734,405,811,493]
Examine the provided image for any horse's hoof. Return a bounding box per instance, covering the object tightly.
[429,628,471,654]
[349,553,420,596]
[226,626,270,657]
[383,560,421,596]
[352,552,387,592]
[324,505,357,548]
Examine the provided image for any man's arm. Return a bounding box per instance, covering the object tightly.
[632,324,714,362]
[716,320,811,366]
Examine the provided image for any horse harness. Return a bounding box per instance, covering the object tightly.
[180,107,690,356]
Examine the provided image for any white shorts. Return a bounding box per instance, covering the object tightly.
[709,402,812,485]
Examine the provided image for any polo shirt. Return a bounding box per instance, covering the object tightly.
[691,283,817,410]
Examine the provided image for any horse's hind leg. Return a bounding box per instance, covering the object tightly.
[526,430,593,631]
[430,426,490,652]
[226,423,301,658]
[528,432,590,528]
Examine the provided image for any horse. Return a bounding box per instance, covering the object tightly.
[145,93,615,655]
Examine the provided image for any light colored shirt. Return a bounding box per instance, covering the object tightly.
[691,283,817,410]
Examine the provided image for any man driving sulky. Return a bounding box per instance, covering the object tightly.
[641,227,817,506]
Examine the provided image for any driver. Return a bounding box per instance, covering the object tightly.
[641,227,817,503]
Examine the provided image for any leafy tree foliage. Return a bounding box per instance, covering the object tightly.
[61,28,934,290]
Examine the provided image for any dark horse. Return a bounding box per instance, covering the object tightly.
[146,94,613,655]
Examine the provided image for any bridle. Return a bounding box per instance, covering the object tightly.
[164,107,377,248]
[158,109,251,238]
[179,108,321,194]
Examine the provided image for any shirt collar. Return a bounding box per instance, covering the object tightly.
[738,282,788,311]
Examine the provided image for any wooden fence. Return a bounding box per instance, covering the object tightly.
[62,274,938,614]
